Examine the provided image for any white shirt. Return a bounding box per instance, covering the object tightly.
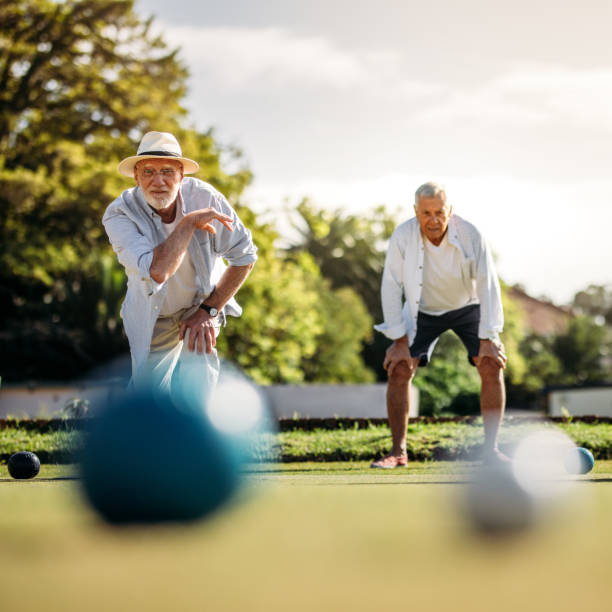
[159,206,199,316]
[420,232,478,315]
[103,178,258,380]
[374,214,503,343]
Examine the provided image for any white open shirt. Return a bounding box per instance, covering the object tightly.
[374,214,503,344]
[103,178,258,379]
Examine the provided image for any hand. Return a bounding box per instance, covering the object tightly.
[383,337,418,377]
[473,339,507,369]
[188,208,234,235]
[179,309,218,354]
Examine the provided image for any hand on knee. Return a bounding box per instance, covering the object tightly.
[389,359,417,383]
[477,357,503,382]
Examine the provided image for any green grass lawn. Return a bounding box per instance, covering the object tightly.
[1,461,611,611]
[3,419,612,463]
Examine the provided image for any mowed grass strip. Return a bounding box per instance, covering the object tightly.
[275,420,612,462]
[1,420,612,463]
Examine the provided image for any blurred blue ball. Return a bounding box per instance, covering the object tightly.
[564,447,595,475]
[80,389,241,524]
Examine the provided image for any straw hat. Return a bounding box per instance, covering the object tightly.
[117,131,199,177]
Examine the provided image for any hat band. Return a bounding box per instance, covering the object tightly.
[137,150,181,157]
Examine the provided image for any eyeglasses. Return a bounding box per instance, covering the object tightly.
[139,167,179,178]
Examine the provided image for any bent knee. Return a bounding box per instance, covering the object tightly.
[389,361,416,383]
[476,357,503,380]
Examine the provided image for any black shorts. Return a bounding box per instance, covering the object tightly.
[410,304,480,367]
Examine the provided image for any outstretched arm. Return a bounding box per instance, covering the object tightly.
[149,209,234,283]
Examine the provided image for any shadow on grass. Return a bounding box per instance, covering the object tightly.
[0,476,80,482]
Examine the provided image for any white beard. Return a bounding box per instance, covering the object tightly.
[142,185,180,210]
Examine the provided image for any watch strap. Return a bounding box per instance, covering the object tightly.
[199,303,218,316]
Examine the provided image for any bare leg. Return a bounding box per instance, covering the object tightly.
[386,360,418,455]
[476,358,506,454]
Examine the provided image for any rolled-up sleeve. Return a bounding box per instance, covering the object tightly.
[210,193,258,266]
[102,206,165,296]
[374,230,407,340]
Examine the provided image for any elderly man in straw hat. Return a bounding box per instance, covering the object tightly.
[103,131,257,399]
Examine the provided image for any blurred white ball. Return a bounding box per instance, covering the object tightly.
[464,464,538,535]
[207,366,266,436]
[511,429,577,500]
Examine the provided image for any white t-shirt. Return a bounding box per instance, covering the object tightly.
[159,207,199,316]
[419,232,478,315]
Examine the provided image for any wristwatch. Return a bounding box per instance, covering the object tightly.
[199,303,219,317]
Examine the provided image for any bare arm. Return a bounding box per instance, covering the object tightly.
[179,263,255,354]
[149,209,234,284]
[200,263,254,311]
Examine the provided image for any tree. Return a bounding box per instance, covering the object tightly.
[0,0,186,166]
[553,316,611,384]
[572,284,612,327]
[287,200,400,380]
[217,206,375,384]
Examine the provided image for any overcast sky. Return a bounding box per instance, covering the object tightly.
[136,0,612,304]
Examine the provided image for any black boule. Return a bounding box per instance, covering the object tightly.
[7,451,41,479]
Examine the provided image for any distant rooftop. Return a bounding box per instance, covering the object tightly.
[508,285,573,336]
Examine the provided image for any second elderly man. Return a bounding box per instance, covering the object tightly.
[373,181,507,467]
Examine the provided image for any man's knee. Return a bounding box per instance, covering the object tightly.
[476,357,503,382]
[389,360,416,384]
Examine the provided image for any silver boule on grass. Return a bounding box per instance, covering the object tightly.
[463,462,538,536]
[462,429,586,537]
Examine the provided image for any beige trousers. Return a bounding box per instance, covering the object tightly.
[134,305,221,409]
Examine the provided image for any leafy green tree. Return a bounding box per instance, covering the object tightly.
[553,316,611,384]
[288,200,400,380]
[572,284,612,327]
[288,199,398,316]
[217,207,374,384]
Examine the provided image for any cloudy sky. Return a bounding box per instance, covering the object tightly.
[137,0,612,305]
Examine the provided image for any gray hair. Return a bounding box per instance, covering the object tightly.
[415,181,447,204]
